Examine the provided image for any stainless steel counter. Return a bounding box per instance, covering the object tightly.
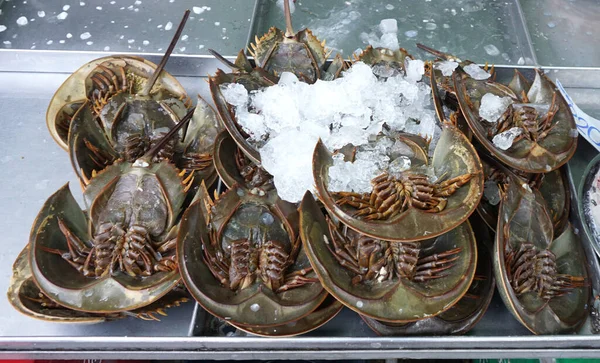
[2,0,600,359]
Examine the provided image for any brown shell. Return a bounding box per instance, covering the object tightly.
[226,295,343,337]
[299,191,477,322]
[47,56,188,151]
[454,69,577,173]
[8,246,114,323]
[313,123,484,242]
[360,216,494,335]
[29,174,182,313]
[177,184,327,328]
[494,178,590,334]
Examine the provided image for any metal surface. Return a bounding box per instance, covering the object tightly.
[1,0,600,359]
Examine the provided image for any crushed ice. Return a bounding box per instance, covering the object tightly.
[222,61,437,202]
[463,64,491,80]
[16,16,28,26]
[360,19,399,50]
[479,93,512,123]
[435,61,459,77]
[492,127,522,150]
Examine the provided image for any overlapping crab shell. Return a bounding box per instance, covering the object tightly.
[454,68,578,173]
[9,246,191,322]
[299,191,477,322]
[8,246,112,323]
[478,154,570,236]
[47,56,189,151]
[360,216,494,335]
[578,153,600,258]
[250,24,329,83]
[494,177,590,334]
[69,96,220,188]
[177,184,327,329]
[353,46,413,76]
[227,295,343,337]
[29,161,186,313]
[313,123,484,242]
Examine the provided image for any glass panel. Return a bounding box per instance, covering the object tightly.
[0,0,255,54]
[520,0,600,67]
[250,0,534,65]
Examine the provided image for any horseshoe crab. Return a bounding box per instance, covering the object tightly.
[360,215,494,334]
[454,68,578,173]
[46,11,192,151]
[28,111,197,313]
[177,183,327,332]
[495,176,590,334]
[9,247,190,322]
[479,153,570,236]
[69,95,220,189]
[313,122,483,242]
[213,130,274,193]
[299,191,477,322]
[353,46,413,79]
[249,0,329,83]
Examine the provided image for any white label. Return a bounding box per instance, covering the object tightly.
[556,79,600,152]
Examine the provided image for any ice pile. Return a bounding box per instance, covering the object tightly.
[327,137,413,194]
[492,127,522,150]
[479,93,512,123]
[221,61,437,203]
[360,19,400,51]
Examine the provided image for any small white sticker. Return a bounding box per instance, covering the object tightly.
[556,79,600,152]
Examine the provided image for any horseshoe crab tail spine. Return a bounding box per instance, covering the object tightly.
[208,49,239,70]
[140,107,196,161]
[140,9,191,96]
[416,43,455,61]
[283,0,295,38]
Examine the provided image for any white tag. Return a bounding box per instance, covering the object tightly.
[556,79,600,152]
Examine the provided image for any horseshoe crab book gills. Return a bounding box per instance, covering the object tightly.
[220,61,438,203]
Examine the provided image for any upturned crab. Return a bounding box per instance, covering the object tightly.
[9,246,190,322]
[46,11,192,152]
[360,214,495,335]
[68,94,220,190]
[453,68,578,173]
[177,182,327,333]
[299,191,477,322]
[28,109,199,313]
[313,122,483,242]
[495,176,590,334]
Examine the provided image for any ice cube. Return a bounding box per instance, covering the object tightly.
[492,127,522,150]
[379,32,399,50]
[479,93,513,123]
[483,44,500,56]
[405,59,425,83]
[463,64,491,80]
[379,18,398,34]
[483,180,501,205]
[435,61,459,77]
[388,156,411,176]
[278,71,299,86]
[220,83,249,108]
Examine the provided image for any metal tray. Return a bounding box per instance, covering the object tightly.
[2,0,600,360]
